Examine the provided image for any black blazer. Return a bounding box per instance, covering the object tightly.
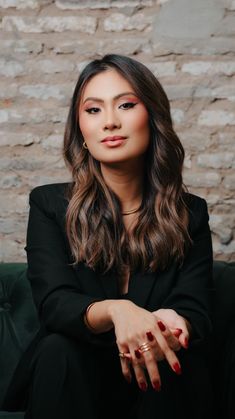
[25,182,213,348]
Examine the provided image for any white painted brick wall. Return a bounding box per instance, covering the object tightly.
[0,0,234,262]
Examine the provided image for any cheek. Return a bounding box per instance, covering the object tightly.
[129,108,149,133]
[78,114,90,139]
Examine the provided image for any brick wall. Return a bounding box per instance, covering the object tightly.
[0,0,234,262]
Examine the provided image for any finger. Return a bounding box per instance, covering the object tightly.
[178,332,189,349]
[139,345,161,392]
[118,350,132,383]
[154,324,182,375]
[146,331,165,361]
[170,328,183,338]
[132,359,148,391]
[157,321,181,352]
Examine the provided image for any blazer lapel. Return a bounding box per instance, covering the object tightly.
[128,271,157,308]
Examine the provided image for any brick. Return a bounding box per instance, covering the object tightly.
[0,58,26,78]
[152,37,235,56]
[53,37,150,55]
[30,59,75,74]
[227,0,235,10]
[164,84,194,100]
[179,131,211,151]
[218,133,235,148]
[145,61,176,77]
[0,83,18,98]
[213,240,235,256]
[198,111,235,126]
[212,85,235,102]
[0,111,8,123]
[214,15,235,37]
[183,154,192,169]
[0,237,26,263]
[0,132,40,147]
[171,108,185,124]
[223,175,235,190]
[0,218,27,235]
[197,152,235,169]
[0,108,68,124]
[0,174,22,188]
[56,0,153,8]
[103,13,152,32]
[19,84,73,101]
[206,195,220,206]
[56,0,111,8]
[182,61,235,76]
[0,193,28,214]
[152,0,224,43]
[2,16,97,34]
[0,40,43,54]
[41,134,63,149]
[27,172,71,187]
[183,172,221,188]
[0,156,64,171]
[0,0,51,8]
[209,214,234,244]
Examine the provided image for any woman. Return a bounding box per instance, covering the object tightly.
[3,54,214,419]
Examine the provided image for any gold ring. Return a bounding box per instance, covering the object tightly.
[138,342,151,353]
[119,352,129,359]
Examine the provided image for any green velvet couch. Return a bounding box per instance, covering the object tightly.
[0,261,235,419]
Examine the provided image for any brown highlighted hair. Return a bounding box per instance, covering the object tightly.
[63,54,191,276]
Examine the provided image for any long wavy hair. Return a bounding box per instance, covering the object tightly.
[63,54,191,276]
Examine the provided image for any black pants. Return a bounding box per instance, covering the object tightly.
[4,333,214,419]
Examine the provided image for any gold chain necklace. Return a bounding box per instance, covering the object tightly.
[122,206,140,216]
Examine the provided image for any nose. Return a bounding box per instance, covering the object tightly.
[103,108,121,130]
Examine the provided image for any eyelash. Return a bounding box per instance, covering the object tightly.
[85,102,137,114]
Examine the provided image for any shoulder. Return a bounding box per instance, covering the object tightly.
[30,182,72,199]
[29,182,73,214]
[183,192,210,235]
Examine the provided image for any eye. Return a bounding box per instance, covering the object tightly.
[85,107,100,114]
[119,102,137,110]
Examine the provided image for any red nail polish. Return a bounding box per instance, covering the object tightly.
[146,331,154,341]
[135,349,142,359]
[158,321,166,332]
[173,362,182,375]
[153,381,161,392]
[184,337,189,348]
[140,382,147,391]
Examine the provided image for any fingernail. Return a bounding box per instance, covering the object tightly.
[153,380,161,392]
[173,362,182,375]
[134,349,142,359]
[140,382,147,391]
[146,331,154,341]
[158,321,166,332]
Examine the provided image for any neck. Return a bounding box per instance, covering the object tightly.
[100,159,144,212]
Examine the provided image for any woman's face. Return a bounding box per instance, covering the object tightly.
[78,69,150,165]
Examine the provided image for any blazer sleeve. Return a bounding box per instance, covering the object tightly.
[25,185,115,346]
[161,196,213,346]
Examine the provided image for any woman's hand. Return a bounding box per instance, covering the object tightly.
[152,308,192,349]
[108,300,183,392]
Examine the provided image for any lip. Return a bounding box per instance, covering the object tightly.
[101,136,127,142]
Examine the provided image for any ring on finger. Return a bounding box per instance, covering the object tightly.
[138,342,151,353]
[119,352,130,359]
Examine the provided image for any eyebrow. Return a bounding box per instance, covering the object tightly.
[82,91,138,105]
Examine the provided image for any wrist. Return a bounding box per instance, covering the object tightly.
[107,299,133,323]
